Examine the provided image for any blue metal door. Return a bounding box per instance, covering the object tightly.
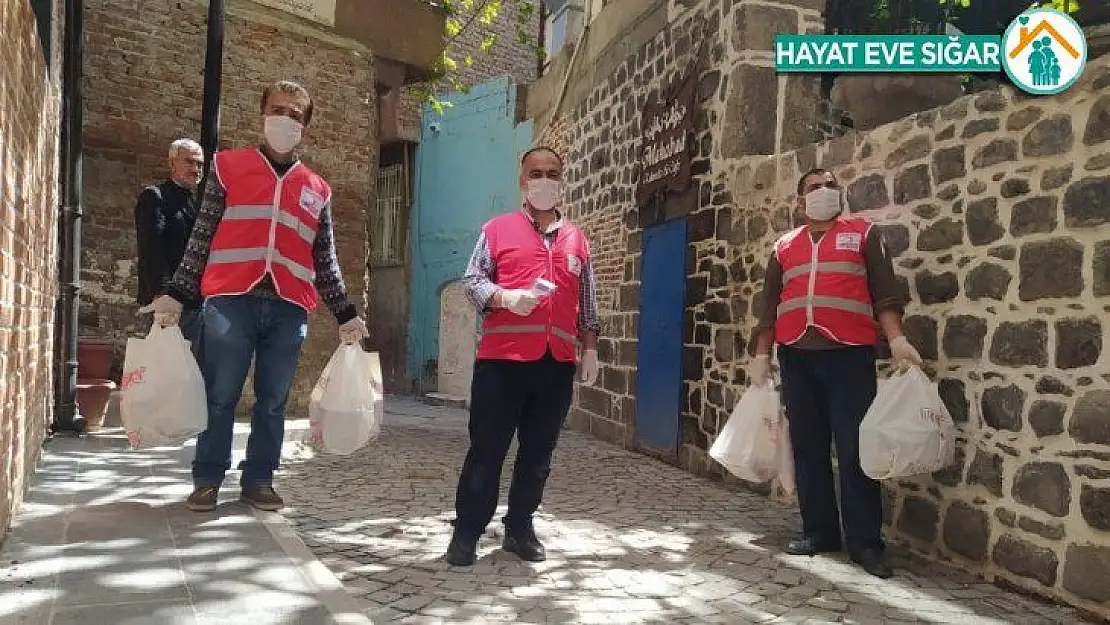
[635,217,687,455]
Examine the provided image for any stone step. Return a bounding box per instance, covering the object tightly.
[422,392,468,409]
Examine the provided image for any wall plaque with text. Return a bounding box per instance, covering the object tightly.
[635,69,696,207]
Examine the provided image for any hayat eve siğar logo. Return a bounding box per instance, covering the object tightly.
[1002,7,1088,95]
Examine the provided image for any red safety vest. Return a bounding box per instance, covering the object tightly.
[476,211,589,363]
[773,217,878,346]
[200,148,329,312]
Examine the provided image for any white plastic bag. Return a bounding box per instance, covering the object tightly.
[710,384,792,486]
[776,417,796,496]
[308,344,384,455]
[859,365,957,480]
[120,325,208,449]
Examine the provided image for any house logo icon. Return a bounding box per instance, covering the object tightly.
[1002,8,1088,95]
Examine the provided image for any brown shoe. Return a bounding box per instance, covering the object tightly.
[241,485,285,511]
[187,486,219,512]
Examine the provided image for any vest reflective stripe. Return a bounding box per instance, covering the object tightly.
[208,247,316,282]
[223,204,316,245]
[781,260,867,284]
[777,295,873,317]
[482,323,578,346]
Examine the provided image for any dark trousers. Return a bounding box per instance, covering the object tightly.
[453,351,575,539]
[778,344,883,553]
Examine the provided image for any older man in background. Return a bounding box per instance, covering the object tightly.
[135,138,205,346]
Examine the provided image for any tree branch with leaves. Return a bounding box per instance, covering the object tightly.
[416,0,544,113]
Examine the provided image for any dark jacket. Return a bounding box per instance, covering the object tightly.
[135,180,197,306]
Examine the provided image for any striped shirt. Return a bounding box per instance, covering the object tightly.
[462,210,601,337]
[165,167,357,323]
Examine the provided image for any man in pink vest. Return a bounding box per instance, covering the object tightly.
[141,81,369,512]
[752,168,922,579]
[445,146,600,566]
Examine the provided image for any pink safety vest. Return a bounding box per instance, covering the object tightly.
[476,211,590,363]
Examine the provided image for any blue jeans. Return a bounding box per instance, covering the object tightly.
[778,344,883,553]
[192,295,308,488]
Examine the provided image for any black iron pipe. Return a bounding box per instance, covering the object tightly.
[200,0,225,180]
[54,0,85,433]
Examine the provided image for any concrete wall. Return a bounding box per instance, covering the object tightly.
[80,0,377,415]
[1,0,63,537]
[533,0,1110,615]
[406,76,534,393]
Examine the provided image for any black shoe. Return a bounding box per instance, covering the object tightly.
[240,485,285,511]
[187,485,219,512]
[851,548,893,578]
[446,533,478,567]
[502,527,546,562]
[785,536,842,556]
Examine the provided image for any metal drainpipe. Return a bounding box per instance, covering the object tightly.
[54,0,85,433]
[200,0,225,180]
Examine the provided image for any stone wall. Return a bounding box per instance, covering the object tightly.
[719,63,1110,616]
[1,0,63,536]
[551,0,824,447]
[553,0,1110,607]
[80,0,377,414]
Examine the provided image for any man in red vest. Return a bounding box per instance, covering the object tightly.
[141,81,369,512]
[445,146,600,567]
[752,168,921,579]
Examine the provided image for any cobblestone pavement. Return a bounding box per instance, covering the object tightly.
[276,398,1089,625]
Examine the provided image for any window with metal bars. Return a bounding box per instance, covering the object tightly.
[372,162,410,267]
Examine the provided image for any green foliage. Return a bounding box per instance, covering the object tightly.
[417,0,544,114]
[939,0,1080,12]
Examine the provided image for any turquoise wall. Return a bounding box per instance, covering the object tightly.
[406,76,534,385]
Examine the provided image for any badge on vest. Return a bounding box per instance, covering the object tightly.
[299,187,325,219]
[835,232,863,252]
[567,254,582,277]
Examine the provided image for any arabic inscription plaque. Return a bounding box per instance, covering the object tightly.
[635,70,696,208]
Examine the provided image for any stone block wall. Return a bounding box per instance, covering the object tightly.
[80,0,377,414]
[554,0,824,450]
[1,0,63,536]
[719,62,1110,615]
[549,0,1110,614]
[559,10,1110,609]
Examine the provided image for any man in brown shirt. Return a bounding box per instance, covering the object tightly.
[751,168,922,579]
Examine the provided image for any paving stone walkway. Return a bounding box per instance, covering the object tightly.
[276,397,1090,625]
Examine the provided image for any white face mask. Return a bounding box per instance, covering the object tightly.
[525,179,562,212]
[264,115,303,154]
[804,186,843,221]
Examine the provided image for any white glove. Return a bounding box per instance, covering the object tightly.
[139,295,183,327]
[580,349,599,385]
[499,289,539,316]
[339,317,369,345]
[890,335,923,372]
[749,354,772,387]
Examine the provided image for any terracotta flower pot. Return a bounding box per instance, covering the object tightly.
[77,378,117,433]
[77,338,115,380]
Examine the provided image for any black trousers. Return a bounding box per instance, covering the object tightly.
[778,344,884,553]
[453,351,575,538]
